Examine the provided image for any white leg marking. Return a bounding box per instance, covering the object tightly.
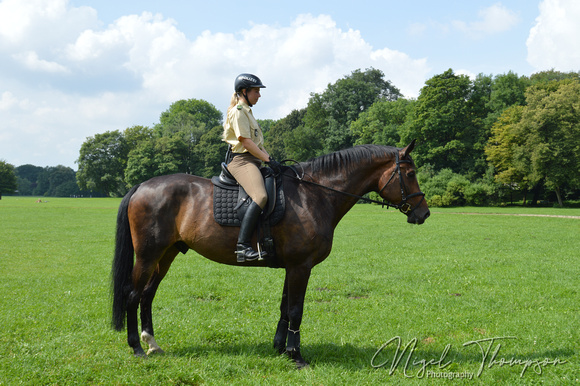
[141,331,165,355]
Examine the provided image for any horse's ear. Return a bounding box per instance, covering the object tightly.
[402,139,416,157]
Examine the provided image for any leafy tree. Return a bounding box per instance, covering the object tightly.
[258,119,275,137]
[33,167,50,196]
[27,165,81,197]
[46,165,79,196]
[487,79,580,206]
[159,99,222,135]
[55,180,82,197]
[76,130,128,197]
[15,164,43,185]
[351,98,415,146]
[124,125,154,152]
[303,68,401,155]
[485,105,533,197]
[193,125,228,178]
[418,167,493,207]
[15,164,44,195]
[124,135,189,186]
[299,93,328,159]
[0,160,17,197]
[484,71,529,128]
[400,69,490,176]
[466,74,495,176]
[17,177,33,195]
[520,80,580,206]
[264,109,307,161]
[529,69,580,85]
[124,141,156,186]
[157,99,223,175]
[284,123,324,162]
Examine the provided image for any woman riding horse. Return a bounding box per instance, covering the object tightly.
[111,125,430,367]
[222,73,282,262]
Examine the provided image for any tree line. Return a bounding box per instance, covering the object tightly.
[2,67,579,206]
[0,163,96,198]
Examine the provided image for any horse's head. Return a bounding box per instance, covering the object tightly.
[377,140,430,224]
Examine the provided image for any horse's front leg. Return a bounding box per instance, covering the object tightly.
[284,264,312,369]
[273,274,289,354]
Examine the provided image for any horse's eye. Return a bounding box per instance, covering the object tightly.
[407,171,416,178]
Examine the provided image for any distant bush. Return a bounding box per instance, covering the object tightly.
[417,167,497,207]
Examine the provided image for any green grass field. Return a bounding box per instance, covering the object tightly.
[1,196,578,385]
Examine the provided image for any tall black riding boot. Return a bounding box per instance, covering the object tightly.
[236,201,267,262]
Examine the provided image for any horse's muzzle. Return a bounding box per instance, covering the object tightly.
[407,209,430,225]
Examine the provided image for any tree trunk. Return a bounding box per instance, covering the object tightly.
[555,186,563,207]
[531,182,543,206]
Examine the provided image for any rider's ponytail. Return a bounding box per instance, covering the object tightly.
[227,92,240,114]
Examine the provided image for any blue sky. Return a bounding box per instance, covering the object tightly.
[1,0,579,169]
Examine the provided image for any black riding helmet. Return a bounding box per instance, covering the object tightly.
[234,73,266,93]
[235,74,265,107]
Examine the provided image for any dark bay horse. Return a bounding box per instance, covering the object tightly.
[111,140,430,367]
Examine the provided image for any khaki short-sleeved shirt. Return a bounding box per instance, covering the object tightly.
[223,101,264,153]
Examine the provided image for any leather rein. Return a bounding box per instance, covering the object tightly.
[282,152,426,215]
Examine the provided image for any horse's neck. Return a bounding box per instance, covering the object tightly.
[305,159,383,219]
[312,161,382,197]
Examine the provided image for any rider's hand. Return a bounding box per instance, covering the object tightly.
[266,157,282,174]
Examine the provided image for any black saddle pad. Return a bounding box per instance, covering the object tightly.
[212,175,285,227]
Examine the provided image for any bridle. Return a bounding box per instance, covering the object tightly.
[376,152,426,215]
[283,152,426,215]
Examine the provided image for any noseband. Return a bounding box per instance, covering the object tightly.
[377,152,425,215]
[284,152,425,216]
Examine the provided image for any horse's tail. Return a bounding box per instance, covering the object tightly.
[111,184,140,331]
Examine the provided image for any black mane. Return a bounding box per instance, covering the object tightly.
[303,145,398,175]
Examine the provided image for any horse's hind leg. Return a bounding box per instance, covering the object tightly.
[140,247,179,355]
[126,247,166,357]
[126,288,146,356]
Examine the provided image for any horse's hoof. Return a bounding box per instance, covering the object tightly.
[147,347,166,356]
[133,348,147,358]
[141,331,165,356]
[274,342,286,355]
[295,360,310,369]
[286,349,309,369]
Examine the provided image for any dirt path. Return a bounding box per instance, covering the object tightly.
[434,212,580,219]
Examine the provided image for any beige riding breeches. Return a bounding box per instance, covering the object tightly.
[227,153,267,209]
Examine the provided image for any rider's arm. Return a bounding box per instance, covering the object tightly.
[239,137,270,162]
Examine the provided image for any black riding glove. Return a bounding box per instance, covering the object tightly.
[267,157,282,174]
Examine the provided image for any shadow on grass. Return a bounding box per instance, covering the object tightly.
[167,340,575,372]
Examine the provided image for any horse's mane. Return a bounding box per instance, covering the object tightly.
[302,145,398,175]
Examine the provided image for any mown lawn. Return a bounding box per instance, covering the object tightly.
[0,196,578,384]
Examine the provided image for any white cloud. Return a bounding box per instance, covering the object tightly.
[452,3,520,37]
[12,51,69,73]
[527,0,580,71]
[0,91,19,110]
[62,11,430,111]
[455,69,477,80]
[0,1,430,168]
[0,0,98,49]
[407,22,428,37]
[0,0,67,43]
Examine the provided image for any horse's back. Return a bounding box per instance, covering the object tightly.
[128,173,213,241]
